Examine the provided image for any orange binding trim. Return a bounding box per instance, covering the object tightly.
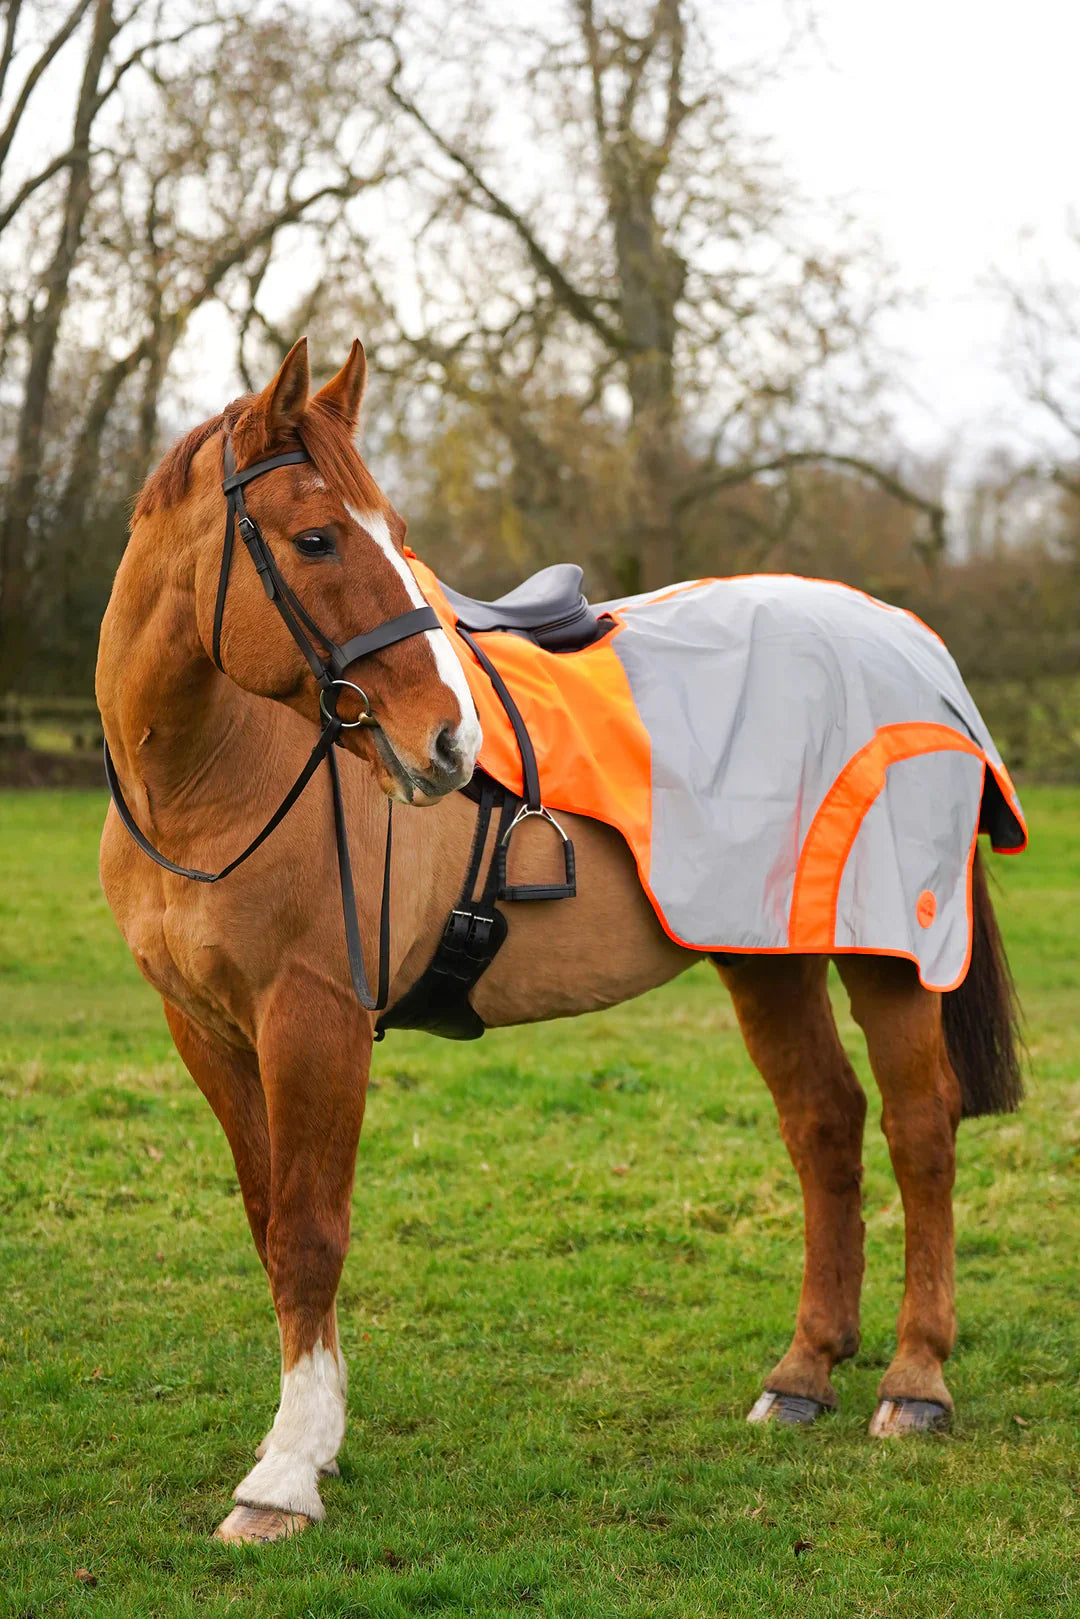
[788,722,992,951]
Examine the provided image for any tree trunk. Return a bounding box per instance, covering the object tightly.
[583,0,687,593]
[0,0,114,690]
[623,332,680,594]
[606,162,684,592]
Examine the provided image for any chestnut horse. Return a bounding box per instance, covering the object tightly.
[98,340,1021,1544]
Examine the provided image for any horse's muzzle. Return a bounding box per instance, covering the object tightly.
[373,725,476,805]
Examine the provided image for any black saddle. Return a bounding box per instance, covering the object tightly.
[440,564,604,652]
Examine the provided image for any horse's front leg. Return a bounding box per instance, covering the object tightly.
[216,970,370,1543]
[164,1006,271,1263]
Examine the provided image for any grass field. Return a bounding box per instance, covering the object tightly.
[1,788,1079,1618]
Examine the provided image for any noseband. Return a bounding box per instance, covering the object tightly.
[104,434,441,1016]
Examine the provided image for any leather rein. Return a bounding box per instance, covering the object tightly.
[103,436,440,1016]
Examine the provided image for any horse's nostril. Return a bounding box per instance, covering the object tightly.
[433,725,459,773]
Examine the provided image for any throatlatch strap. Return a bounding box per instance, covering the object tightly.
[214,445,310,673]
[211,496,235,672]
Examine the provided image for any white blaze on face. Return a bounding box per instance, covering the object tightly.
[345,503,482,767]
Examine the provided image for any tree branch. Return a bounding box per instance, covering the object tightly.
[660,0,688,150]
[577,0,608,153]
[0,0,24,107]
[384,62,627,353]
[0,143,75,234]
[676,451,947,550]
[59,170,377,518]
[0,12,216,234]
[0,0,92,180]
[1000,459,1080,503]
[92,16,219,111]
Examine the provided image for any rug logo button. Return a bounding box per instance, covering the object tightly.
[916,890,936,928]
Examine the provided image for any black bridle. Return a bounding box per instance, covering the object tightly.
[104,435,440,1015]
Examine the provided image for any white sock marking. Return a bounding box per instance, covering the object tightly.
[234,1341,345,1520]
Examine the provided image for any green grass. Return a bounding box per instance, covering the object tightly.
[1,788,1079,1617]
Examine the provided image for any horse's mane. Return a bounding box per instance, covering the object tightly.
[134,394,385,523]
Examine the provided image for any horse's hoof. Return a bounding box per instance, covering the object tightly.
[869,1398,951,1437]
[747,1389,827,1426]
[213,1504,312,1543]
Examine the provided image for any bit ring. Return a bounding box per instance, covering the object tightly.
[320,678,375,728]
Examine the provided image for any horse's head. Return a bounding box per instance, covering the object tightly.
[184,339,480,804]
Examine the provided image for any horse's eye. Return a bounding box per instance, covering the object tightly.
[293,530,337,559]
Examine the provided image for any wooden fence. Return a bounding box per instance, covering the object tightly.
[0,693,103,754]
[2,680,1080,780]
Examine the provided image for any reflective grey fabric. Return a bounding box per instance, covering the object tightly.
[602,575,1025,988]
[834,750,986,985]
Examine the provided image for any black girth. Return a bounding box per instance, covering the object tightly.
[104,435,439,1015]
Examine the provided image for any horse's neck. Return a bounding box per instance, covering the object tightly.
[97,519,267,830]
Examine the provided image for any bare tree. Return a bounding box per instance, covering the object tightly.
[0,0,93,203]
[0,0,949,696]
[0,0,398,687]
[0,0,119,686]
[1000,240,1080,501]
[360,0,939,592]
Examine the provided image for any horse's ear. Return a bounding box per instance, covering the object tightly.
[256,337,310,435]
[312,339,367,431]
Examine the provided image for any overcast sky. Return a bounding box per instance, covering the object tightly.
[742,0,1080,459]
[9,0,1078,467]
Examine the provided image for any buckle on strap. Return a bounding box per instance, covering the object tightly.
[496,804,577,903]
[444,907,497,952]
[427,904,505,984]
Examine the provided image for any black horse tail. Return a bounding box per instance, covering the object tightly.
[942,848,1024,1118]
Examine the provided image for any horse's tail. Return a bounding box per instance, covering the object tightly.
[942,848,1024,1118]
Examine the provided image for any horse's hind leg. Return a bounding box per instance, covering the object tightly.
[718,956,867,1423]
[837,956,960,1435]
